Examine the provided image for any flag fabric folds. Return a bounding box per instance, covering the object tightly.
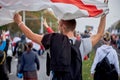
[0,0,109,26]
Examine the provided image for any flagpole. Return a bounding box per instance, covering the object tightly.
[22,11,25,35]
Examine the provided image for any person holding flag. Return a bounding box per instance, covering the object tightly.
[14,10,107,79]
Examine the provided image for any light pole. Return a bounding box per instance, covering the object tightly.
[40,13,43,33]
[23,11,26,24]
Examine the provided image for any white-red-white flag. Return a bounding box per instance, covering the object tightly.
[5,30,10,36]
[0,0,109,26]
[0,8,15,26]
[12,37,21,44]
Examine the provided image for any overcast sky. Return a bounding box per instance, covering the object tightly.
[76,0,120,33]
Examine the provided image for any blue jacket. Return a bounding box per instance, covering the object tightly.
[20,50,40,72]
[0,41,6,51]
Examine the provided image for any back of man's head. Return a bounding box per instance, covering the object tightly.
[60,19,76,32]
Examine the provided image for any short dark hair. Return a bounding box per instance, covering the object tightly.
[27,42,33,49]
[61,19,76,32]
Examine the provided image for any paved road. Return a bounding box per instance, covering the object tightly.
[9,53,50,80]
[8,44,120,80]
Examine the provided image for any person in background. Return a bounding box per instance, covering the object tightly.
[13,34,27,75]
[6,39,13,75]
[74,31,81,40]
[91,32,120,80]
[116,35,120,49]
[111,34,117,48]
[0,31,8,80]
[0,31,6,51]
[19,42,40,80]
[38,45,45,56]
[82,30,91,60]
[82,30,90,38]
[43,18,54,33]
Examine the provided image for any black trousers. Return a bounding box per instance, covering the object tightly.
[6,56,12,73]
[0,62,9,80]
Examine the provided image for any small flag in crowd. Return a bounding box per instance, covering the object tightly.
[5,30,10,36]
[0,0,109,26]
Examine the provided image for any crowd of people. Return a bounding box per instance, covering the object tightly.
[0,31,42,80]
[0,12,120,80]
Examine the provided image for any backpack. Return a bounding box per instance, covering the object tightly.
[95,52,111,73]
[16,41,25,56]
[46,33,82,80]
[94,52,118,80]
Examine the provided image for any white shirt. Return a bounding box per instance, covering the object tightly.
[70,37,92,60]
[7,43,13,57]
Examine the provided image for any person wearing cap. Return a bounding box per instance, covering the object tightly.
[91,32,120,80]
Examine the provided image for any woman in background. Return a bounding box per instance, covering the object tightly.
[6,39,13,75]
[91,32,120,80]
[19,42,40,80]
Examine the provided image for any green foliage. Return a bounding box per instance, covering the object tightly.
[25,10,58,33]
[116,21,120,29]
[2,10,58,36]
[0,25,7,30]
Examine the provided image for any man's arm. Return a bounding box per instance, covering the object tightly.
[14,13,43,45]
[91,15,106,47]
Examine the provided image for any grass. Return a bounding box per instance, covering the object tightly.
[82,50,95,80]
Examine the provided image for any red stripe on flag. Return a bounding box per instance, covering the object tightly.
[5,34,9,36]
[51,0,103,17]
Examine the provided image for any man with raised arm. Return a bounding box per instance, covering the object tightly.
[14,13,106,80]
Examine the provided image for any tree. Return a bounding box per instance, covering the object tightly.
[1,10,58,36]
